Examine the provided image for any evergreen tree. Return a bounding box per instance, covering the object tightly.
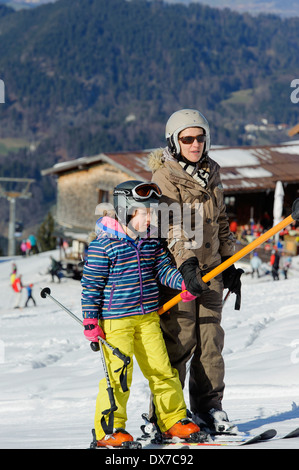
[36,212,56,252]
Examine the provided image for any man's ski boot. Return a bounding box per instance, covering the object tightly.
[161,418,207,443]
[192,409,238,435]
[140,413,157,439]
[90,428,142,449]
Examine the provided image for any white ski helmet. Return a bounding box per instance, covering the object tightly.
[165,109,210,157]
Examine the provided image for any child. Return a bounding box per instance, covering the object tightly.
[24,283,36,307]
[81,180,200,448]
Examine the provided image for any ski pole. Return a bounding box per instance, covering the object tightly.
[222,290,231,306]
[40,287,130,366]
[40,286,129,435]
[157,198,299,315]
[98,340,118,434]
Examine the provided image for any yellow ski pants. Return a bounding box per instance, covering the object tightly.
[94,312,187,440]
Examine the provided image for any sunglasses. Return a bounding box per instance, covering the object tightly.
[131,183,162,200]
[179,135,206,145]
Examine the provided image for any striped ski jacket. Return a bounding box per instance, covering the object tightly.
[81,216,183,320]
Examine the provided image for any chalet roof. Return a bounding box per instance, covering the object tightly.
[41,151,151,180]
[210,141,299,192]
[41,141,299,194]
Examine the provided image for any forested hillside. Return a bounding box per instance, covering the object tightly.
[0,0,298,152]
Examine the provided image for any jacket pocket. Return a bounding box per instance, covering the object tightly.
[108,283,116,311]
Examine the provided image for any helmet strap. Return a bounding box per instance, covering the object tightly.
[167,136,177,157]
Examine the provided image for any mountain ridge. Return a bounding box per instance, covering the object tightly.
[0,0,298,18]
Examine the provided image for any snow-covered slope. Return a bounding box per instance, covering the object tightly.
[1,250,299,449]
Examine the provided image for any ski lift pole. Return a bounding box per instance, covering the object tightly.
[157,198,299,316]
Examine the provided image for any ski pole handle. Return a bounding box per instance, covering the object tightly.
[157,199,299,316]
[40,286,130,364]
[41,287,101,352]
[90,342,101,352]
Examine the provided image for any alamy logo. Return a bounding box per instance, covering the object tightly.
[290,339,299,364]
[0,79,4,103]
[290,79,299,104]
[94,199,204,247]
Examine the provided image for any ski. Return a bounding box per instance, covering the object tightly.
[239,429,277,446]
[138,428,277,448]
[281,427,299,439]
[88,426,299,449]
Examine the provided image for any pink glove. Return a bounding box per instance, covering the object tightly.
[83,318,105,342]
[180,280,197,302]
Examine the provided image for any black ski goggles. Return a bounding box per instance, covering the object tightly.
[131,182,162,200]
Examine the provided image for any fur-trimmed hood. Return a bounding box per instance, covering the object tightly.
[148,147,174,173]
[148,146,220,189]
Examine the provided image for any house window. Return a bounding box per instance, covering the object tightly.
[225,196,236,218]
[98,189,110,204]
[225,196,236,210]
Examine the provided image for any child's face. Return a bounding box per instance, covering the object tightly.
[130,207,152,233]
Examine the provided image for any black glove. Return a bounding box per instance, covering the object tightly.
[221,258,244,310]
[179,257,210,297]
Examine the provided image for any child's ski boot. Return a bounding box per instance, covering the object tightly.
[90,428,142,449]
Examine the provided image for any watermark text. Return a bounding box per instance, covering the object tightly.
[290,339,299,364]
[0,79,4,103]
[94,200,203,248]
[0,340,5,364]
[290,79,299,104]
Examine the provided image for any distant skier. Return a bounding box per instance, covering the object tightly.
[81,180,200,448]
[24,283,36,307]
[250,252,262,278]
[49,256,62,283]
[280,252,292,279]
[12,275,23,309]
[28,234,38,254]
[270,249,280,280]
[10,263,17,286]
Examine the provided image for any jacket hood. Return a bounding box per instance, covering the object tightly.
[94,216,158,243]
[95,216,127,239]
[148,147,173,172]
[148,147,220,181]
